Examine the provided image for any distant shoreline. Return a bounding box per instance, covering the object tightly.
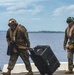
[29,31,64,33]
[0,31,64,33]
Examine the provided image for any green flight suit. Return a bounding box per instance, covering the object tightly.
[6,24,32,71]
[63,25,74,70]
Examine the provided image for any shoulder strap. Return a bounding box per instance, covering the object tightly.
[67,25,74,37]
[17,24,28,38]
[17,24,27,31]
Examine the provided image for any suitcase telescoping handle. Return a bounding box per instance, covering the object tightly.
[28,47,35,56]
[25,47,33,52]
[28,47,33,52]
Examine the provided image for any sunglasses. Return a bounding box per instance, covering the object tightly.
[8,23,17,27]
[67,21,72,23]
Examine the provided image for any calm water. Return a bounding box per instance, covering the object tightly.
[0,32,68,69]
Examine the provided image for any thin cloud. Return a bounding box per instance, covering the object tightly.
[3,6,43,15]
[66,5,74,10]
[31,18,40,21]
[53,6,66,16]
[53,5,74,16]
[0,0,44,15]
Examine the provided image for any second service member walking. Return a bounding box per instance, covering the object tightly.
[63,17,74,74]
[2,18,33,75]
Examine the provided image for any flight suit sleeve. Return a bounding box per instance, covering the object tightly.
[63,28,68,46]
[24,31,30,47]
[72,29,74,36]
[21,28,30,47]
[6,29,11,42]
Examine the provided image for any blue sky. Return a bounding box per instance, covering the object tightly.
[0,0,74,31]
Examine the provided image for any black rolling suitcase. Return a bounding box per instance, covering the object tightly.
[30,45,60,75]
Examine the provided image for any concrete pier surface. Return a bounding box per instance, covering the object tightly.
[2,62,74,75]
[8,71,74,75]
[0,71,74,75]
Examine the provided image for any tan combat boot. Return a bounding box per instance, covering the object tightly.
[2,70,11,75]
[25,71,33,75]
[65,69,73,74]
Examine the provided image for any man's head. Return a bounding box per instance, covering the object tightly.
[66,17,74,26]
[8,18,18,30]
